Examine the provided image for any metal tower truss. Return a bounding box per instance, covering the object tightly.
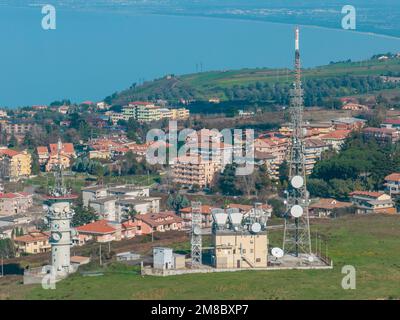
[283,27,312,257]
[191,201,202,267]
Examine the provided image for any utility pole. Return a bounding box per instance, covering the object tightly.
[99,244,102,266]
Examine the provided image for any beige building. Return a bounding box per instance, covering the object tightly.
[0,148,32,181]
[14,231,51,255]
[171,108,190,120]
[214,231,268,268]
[172,155,219,188]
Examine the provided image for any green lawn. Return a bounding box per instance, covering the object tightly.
[8,214,400,300]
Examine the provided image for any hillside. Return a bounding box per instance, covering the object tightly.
[107,57,400,107]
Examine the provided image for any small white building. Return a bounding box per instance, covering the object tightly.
[153,247,174,270]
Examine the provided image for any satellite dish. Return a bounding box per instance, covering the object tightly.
[271,247,284,258]
[193,226,201,235]
[250,222,261,233]
[308,256,314,263]
[291,175,304,189]
[42,205,49,212]
[290,205,303,218]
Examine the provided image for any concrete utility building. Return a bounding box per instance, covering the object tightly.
[212,204,269,269]
[214,231,268,268]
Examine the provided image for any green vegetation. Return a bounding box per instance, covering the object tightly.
[7,214,397,300]
[108,58,400,112]
[309,132,400,200]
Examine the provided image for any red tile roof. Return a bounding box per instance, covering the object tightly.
[14,232,50,243]
[36,146,48,154]
[383,119,400,125]
[385,173,400,182]
[49,143,75,155]
[321,129,351,140]
[309,198,352,210]
[134,212,183,227]
[76,220,117,234]
[0,149,20,157]
[349,191,384,198]
[180,205,213,215]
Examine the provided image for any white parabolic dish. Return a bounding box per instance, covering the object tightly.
[290,205,303,218]
[271,247,284,258]
[291,175,304,189]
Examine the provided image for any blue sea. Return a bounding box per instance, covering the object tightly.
[1,6,400,107]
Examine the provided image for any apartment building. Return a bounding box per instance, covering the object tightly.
[384,173,400,195]
[171,108,190,120]
[36,142,76,171]
[320,129,351,151]
[133,211,183,235]
[362,127,400,144]
[0,148,32,181]
[349,191,396,214]
[304,139,329,175]
[0,192,33,216]
[14,231,51,255]
[254,135,289,164]
[172,155,220,188]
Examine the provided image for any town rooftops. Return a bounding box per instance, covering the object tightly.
[321,129,351,140]
[227,203,272,211]
[0,148,21,157]
[363,127,397,134]
[385,173,400,182]
[49,143,75,155]
[382,118,400,125]
[135,211,183,227]
[305,138,327,148]
[76,220,117,235]
[14,231,50,243]
[0,192,32,199]
[180,205,213,215]
[82,185,108,192]
[309,198,352,210]
[254,151,276,160]
[349,191,385,198]
[331,117,366,124]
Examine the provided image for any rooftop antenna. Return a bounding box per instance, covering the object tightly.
[283,27,312,258]
[191,201,202,268]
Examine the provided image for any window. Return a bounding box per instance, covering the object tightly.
[256,258,261,262]
[243,249,246,254]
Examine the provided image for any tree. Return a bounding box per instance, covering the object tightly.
[72,206,99,227]
[167,194,190,213]
[0,239,16,258]
[122,209,138,221]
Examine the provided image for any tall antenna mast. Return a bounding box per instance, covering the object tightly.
[191,201,202,268]
[283,27,312,257]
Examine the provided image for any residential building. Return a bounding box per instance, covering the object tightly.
[304,139,329,174]
[362,127,400,144]
[349,191,396,214]
[14,231,51,255]
[309,198,353,218]
[0,192,33,216]
[384,173,400,195]
[36,142,76,171]
[331,117,366,131]
[171,108,190,120]
[254,135,289,164]
[0,148,32,181]
[134,211,183,235]
[320,129,351,151]
[179,205,214,228]
[172,155,220,188]
[75,220,122,244]
[381,118,400,130]
[342,103,369,111]
[254,151,279,180]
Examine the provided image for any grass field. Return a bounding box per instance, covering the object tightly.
[2,214,400,300]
